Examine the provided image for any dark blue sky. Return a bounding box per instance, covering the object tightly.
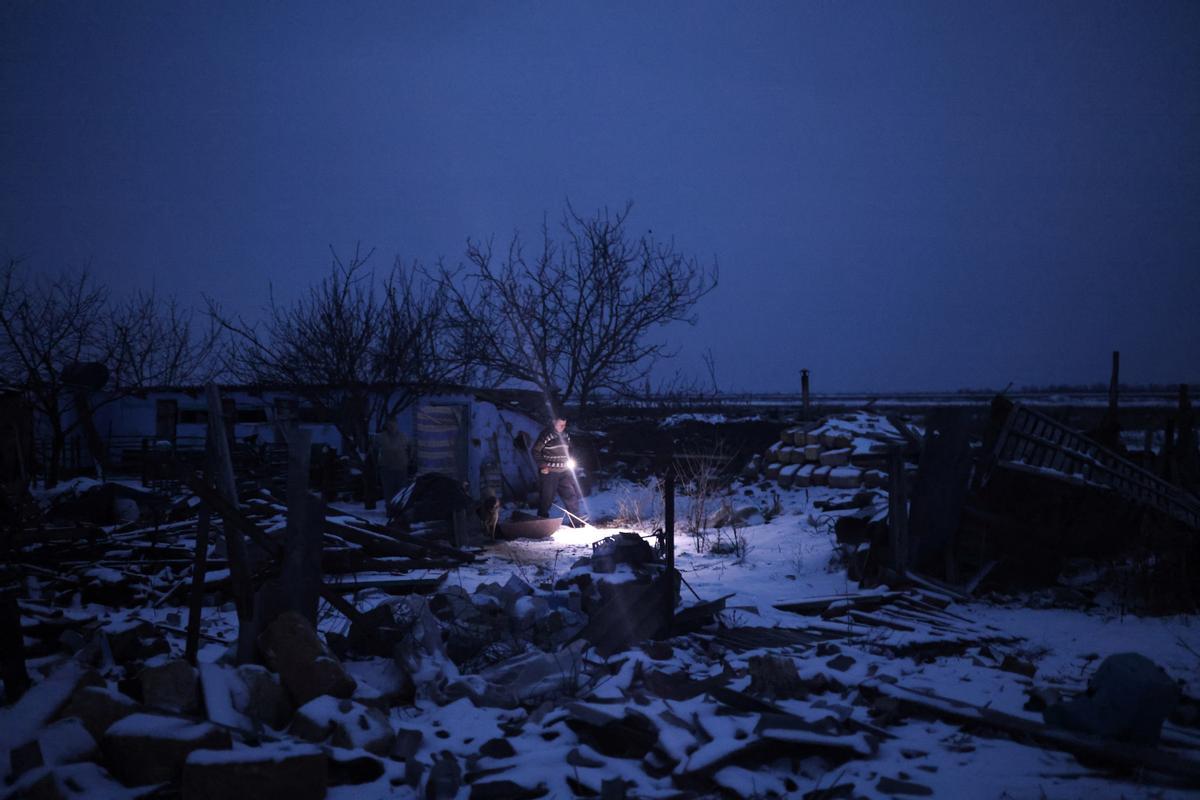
[3,1,1197,392]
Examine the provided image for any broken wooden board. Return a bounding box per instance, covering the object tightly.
[861,679,1200,786]
[705,626,844,653]
[774,590,1016,655]
[987,400,1200,531]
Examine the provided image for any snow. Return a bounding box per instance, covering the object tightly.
[6,761,148,800]
[84,567,125,584]
[37,717,96,765]
[0,660,89,751]
[404,476,1200,798]
[32,477,105,509]
[185,741,322,765]
[198,663,251,732]
[105,713,220,741]
[293,695,391,751]
[658,412,733,427]
[8,466,1200,799]
[202,568,231,585]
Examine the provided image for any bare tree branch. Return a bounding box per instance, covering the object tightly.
[0,259,219,485]
[206,245,453,462]
[440,202,717,417]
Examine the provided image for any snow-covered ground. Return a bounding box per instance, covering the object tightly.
[7,476,1200,799]
[311,478,1200,799]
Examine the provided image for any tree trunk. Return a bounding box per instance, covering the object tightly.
[47,426,65,489]
[73,388,109,479]
[363,451,378,510]
[576,386,591,423]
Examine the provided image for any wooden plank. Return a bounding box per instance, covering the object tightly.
[324,519,429,559]
[325,574,446,595]
[325,513,475,562]
[774,591,906,616]
[184,504,210,665]
[205,384,257,664]
[184,472,365,625]
[887,448,909,575]
[321,554,463,573]
[862,679,1200,786]
[282,426,321,625]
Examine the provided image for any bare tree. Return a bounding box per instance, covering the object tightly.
[207,246,451,462]
[441,202,717,418]
[0,260,219,485]
[108,290,220,389]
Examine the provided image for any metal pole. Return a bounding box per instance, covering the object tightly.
[801,369,811,422]
[664,469,675,576]
[1108,351,1120,418]
[663,459,675,635]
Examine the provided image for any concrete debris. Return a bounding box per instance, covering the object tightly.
[0,661,102,755]
[589,532,656,573]
[326,749,386,786]
[257,611,356,706]
[758,412,917,492]
[8,761,144,800]
[182,742,327,800]
[232,664,293,730]
[138,659,200,715]
[57,685,140,741]
[9,739,44,780]
[290,696,395,755]
[468,642,589,707]
[1045,652,1181,744]
[35,718,98,768]
[101,713,232,785]
[424,751,462,800]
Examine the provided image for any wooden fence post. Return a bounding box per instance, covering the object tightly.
[1178,384,1196,487]
[0,580,30,702]
[256,425,324,628]
[205,384,257,663]
[184,505,210,665]
[888,448,909,577]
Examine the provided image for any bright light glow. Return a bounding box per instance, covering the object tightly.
[551,523,608,545]
[566,458,577,470]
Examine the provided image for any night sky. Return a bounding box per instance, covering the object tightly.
[2,1,1197,392]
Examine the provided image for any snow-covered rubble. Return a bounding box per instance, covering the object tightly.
[3,469,1200,799]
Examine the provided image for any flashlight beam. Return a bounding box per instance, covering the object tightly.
[552,504,591,527]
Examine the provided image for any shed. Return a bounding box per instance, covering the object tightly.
[79,384,548,500]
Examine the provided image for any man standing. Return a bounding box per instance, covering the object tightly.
[375,418,411,507]
[533,415,580,521]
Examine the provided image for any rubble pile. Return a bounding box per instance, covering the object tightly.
[4,403,1200,797]
[748,412,919,492]
[7,577,1200,799]
[3,467,739,798]
[3,486,473,618]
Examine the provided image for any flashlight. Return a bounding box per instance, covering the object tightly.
[566,458,577,470]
